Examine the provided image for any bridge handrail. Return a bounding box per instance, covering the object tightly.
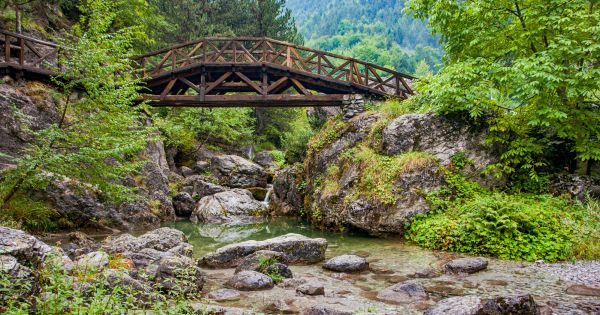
[133,37,414,96]
[0,29,60,48]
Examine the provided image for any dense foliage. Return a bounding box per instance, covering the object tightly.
[286,0,442,74]
[0,0,152,230]
[406,0,600,180]
[406,170,600,262]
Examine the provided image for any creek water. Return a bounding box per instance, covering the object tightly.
[163,218,600,314]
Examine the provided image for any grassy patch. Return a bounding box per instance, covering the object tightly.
[306,116,348,156]
[0,193,58,232]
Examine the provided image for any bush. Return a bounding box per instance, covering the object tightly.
[406,176,600,262]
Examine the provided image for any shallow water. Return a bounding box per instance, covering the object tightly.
[163,218,600,314]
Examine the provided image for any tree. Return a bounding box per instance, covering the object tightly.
[0,0,151,213]
[406,0,600,178]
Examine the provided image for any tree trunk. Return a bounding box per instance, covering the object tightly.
[15,4,22,33]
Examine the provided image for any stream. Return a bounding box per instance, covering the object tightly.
[161,218,600,314]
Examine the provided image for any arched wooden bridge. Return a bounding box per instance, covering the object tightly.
[0,29,415,107]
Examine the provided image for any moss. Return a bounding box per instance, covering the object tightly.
[306,116,349,156]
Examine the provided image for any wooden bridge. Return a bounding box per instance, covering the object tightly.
[0,29,415,107]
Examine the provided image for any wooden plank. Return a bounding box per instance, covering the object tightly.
[152,50,173,74]
[267,76,288,93]
[204,71,232,94]
[160,79,177,97]
[234,71,262,94]
[180,77,202,94]
[290,78,311,95]
[139,94,347,107]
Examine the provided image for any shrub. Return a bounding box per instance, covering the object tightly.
[406,174,600,262]
[270,150,286,168]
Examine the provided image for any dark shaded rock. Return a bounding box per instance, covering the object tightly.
[550,175,600,201]
[234,250,289,273]
[254,151,278,171]
[382,113,499,186]
[297,281,325,296]
[181,166,195,177]
[376,281,428,304]
[265,263,293,279]
[62,231,98,259]
[190,189,267,225]
[201,233,327,268]
[272,165,304,216]
[207,288,241,302]
[322,254,369,273]
[566,284,600,297]
[225,270,274,291]
[301,305,352,315]
[411,268,440,279]
[247,187,269,201]
[101,269,155,302]
[172,192,196,217]
[307,107,341,128]
[183,175,227,197]
[444,257,488,274]
[193,161,210,174]
[211,154,268,188]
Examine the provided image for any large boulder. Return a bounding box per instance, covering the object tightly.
[190,189,267,225]
[201,233,327,268]
[254,151,278,171]
[172,192,196,217]
[182,175,228,198]
[153,255,205,293]
[382,113,498,186]
[210,154,268,188]
[0,227,72,268]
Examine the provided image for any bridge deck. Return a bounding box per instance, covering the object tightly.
[1,30,415,107]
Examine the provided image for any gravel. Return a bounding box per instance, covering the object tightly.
[538,260,600,285]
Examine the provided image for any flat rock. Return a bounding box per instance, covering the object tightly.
[207,288,241,301]
[190,189,267,225]
[377,281,428,304]
[566,284,600,297]
[425,294,539,315]
[301,305,352,315]
[297,281,325,296]
[322,254,369,273]
[263,299,297,314]
[444,257,488,274]
[201,233,327,268]
[102,227,187,254]
[226,270,274,291]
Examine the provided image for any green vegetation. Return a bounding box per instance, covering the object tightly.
[406,0,600,180]
[257,256,284,284]
[1,253,202,314]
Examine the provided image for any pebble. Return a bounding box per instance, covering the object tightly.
[539,260,600,285]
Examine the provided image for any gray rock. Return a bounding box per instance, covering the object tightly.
[297,281,325,296]
[61,231,98,259]
[207,288,241,301]
[172,192,196,217]
[382,113,499,186]
[0,227,72,269]
[0,255,33,300]
[301,305,352,315]
[183,175,227,197]
[376,281,428,304]
[193,161,210,174]
[191,303,254,315]
[263,299,297,314]
[566,284,600,297]
[101,269,155,302]
[75,251,109,271]
[424,296,484,315]
[550,175,600,202]
[225,270,274,291]
[201,233,327,268]
[154,255,205,293]
[181,166,195,177]
[272,165,304,216]
[444,257,489,274]
[254,151,278,171]
[234,250,289,273]
[190,189,267,225]
[211,154,268,188]
[425,294,540,315]
[0,255,32,278]
[102,227,187,255]
[323,254,369,273]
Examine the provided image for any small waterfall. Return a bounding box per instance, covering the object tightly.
[245,145,255,161]
[262,184,273,206]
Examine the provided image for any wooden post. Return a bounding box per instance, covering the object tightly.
[4,34,10,62]
[18,37,24,65]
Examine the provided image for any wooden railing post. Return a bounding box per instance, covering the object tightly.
[18,37,24,65]
[4,34,10,62]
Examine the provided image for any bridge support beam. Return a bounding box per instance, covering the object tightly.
[341,94,366,120]
[140,94,349,108]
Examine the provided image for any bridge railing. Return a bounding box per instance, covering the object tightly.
[133,37,414,97]
[0,29,59,73]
